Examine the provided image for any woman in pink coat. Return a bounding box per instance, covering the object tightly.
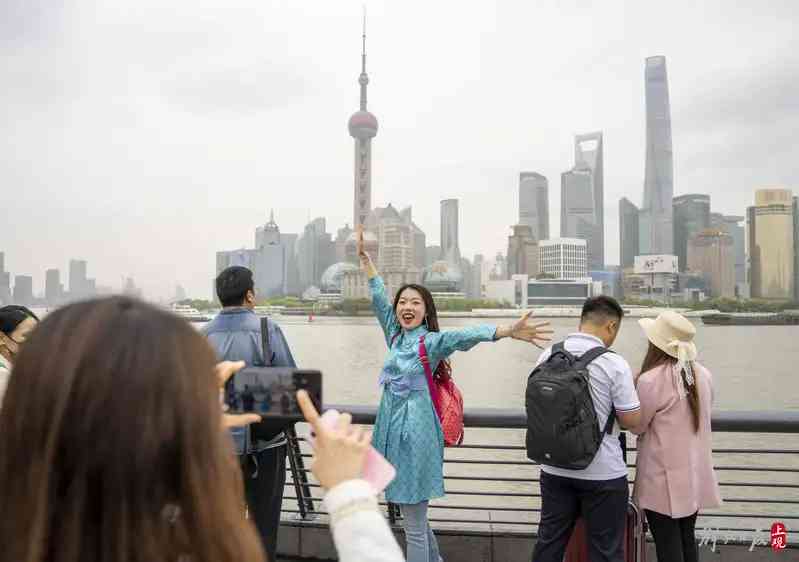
[631,311,722,562]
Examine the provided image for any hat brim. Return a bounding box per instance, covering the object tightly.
[638,317,697,361]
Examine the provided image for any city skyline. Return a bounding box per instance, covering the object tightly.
[2,2,797,299]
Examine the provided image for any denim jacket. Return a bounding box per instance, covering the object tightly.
[203,307,297,455]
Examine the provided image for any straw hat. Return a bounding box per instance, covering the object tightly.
[638,311,697,363]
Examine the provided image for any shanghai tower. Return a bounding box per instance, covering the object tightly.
[639,56,674,255]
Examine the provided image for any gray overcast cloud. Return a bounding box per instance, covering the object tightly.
[2,1,798,299]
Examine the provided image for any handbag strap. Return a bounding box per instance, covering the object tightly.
[418,335,441,414]
[260,317,272,366]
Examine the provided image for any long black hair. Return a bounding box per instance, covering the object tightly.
[392,284,451,379]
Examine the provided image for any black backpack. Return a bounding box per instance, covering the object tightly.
[525,342,615,469]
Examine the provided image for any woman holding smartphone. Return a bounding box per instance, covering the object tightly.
[357,226,552,562]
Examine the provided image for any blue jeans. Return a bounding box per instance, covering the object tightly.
[400,501,443,562]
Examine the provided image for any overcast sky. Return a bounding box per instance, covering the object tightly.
[2,1,798,300]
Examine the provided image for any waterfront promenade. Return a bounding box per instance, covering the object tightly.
[276,408,798,561]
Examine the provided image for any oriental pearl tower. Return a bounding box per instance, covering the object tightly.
[348,15,378,228]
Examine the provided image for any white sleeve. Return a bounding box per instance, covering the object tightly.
[611,357,640,413]
[324,480,405,562]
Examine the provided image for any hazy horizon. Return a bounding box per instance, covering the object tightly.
[2,1,798,299]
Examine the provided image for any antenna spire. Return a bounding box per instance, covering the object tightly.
[358,7,369,110]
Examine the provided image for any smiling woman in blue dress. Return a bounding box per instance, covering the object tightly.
[356,227,553,562]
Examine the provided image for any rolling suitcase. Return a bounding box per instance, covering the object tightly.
[563,432,647,562]
[563,501,646,562]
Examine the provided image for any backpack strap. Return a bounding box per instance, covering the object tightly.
[550,341,575,362]
[575,346,617,435]
[260,317,272,366]
[575,346,610,369]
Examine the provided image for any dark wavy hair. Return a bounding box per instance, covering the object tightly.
[392,284,451,379]
[0,297,264,562]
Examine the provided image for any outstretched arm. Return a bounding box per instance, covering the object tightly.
[358,225,399,345]
[424,311,553,364]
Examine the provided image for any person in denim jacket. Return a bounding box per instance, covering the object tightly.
[203,266,297,561]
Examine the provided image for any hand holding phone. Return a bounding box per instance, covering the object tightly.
[297,390,395,493]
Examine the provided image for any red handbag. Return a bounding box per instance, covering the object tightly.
[419,335,465,446]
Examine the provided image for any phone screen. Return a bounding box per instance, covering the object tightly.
[227,368,322,421]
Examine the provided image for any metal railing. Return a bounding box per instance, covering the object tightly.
[282,408,799,541]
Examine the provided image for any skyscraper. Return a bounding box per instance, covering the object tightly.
[640,56,674,255]
[348,15,378,228]
[687,229,735,298]
[619,198,639,268]
[673,194,710,272]
[507,225,539,278]
[711,213,746,287]
[45,268,62,304]
[519,172,549,241]
[561,166,602,269]
[13,275,34,305]
[747,189,795,300]
[0,252,9,305]
[440,199,461,265]
[575,132,604,266]
[69,259,88,300]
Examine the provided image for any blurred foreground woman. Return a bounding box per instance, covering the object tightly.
[0,297,265,562]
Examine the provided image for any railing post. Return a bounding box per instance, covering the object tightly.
[285,426,315,519]
[387,502,401,525]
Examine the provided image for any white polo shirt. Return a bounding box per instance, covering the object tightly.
[536,333,640,481]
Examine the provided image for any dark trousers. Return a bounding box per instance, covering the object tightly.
[241,445,287,561]
[532,472,629,562]
[645,510,698,562]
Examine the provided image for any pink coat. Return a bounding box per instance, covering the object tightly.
[632,362,722,518]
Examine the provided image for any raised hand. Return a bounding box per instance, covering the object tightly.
[297,389,372,490]
[356,224,377,277]
[508,311,554,349]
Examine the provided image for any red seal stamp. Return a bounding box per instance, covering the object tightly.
[771,522,787,551]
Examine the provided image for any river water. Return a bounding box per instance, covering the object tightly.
[264,316,798,538]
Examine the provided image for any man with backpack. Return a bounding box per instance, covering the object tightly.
[203,266,298,561]
[526,296,641,562]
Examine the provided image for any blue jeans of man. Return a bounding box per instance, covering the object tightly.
[400,501,443,562]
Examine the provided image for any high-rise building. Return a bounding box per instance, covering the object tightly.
[296,217,336,291]
[687,229,735,298]
[68,259,89,300]
[348,17,378,228]
[400,206,427,269]
[539,238,588,280]
[640,56,675,255]
[561,166,601,269]
[0,252,9,304]
[254,210,300,296]
[507,225,539,278]
[747,188,795,300]
[575,132,604,267]
[711,213,746,286]
[12,275,34,305]
[470,254,485,299]
[519,172,549,241]
[440,199,461,265]
[619,198,640,268]
[673,194,710,271]
[45,268,62,304]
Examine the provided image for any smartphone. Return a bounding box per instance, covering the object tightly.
[308,409,396,494]
[227,367,322,421]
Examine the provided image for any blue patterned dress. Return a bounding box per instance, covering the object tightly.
[369,276,497,504]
